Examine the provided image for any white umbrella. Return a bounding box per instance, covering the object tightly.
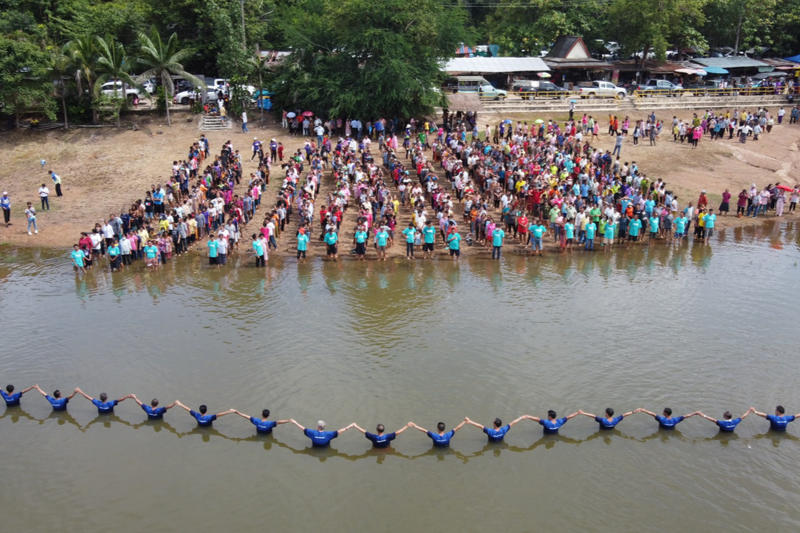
[286,112,296,118]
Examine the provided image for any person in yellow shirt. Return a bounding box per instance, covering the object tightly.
[696,208,706,240]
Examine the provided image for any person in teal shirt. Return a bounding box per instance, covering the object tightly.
[376,227,389,261]
[108,240,121,272]
[492,227,505,259]
[296,227,309,262]
[422,220,437,259]
[354,225,368,260]
[252,233,266,267]
[528,222,546,256]
[585,221,597,250]
[564,221,575,252]
[603,220,615,252]
[674,213,687,242]
[704,208,716,245]
[648,215,659,244]
[324,228,339,261]
[627,214,642,248]
[402,223,416,259]
[207,235,219,267]
[71,244,86,274]
[446,229,461,261]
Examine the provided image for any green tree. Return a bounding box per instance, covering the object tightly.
[606,0,707,65]
[272,0,469,120]
[135,28,203,126]
[249,55,270,122]
[49,43,73,129]
[0,31,56,128]
[65,34,99,123]
[94,36,137,127]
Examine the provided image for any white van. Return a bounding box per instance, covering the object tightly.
[452,76,507,100]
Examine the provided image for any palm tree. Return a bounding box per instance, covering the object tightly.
[65,35,98,124]
[249,55,271,123]
[136,29,204,126]
[94,36,138,127]
[50,44,73,130]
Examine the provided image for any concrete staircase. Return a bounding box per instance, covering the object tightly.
[199,115,232,131]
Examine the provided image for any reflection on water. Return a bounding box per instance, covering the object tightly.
[2,222,800,533]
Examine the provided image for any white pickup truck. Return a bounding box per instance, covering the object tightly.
[578,81,626,99]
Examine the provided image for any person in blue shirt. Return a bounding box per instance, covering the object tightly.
[584,221,597,251]
[422,220,437,259]
[353,422,411,448]
[637,407,699,429]
[251,233,266,267]
[33,385,77,411]
[446,229,462,261]
[401,223,416,259]
[697,408,752,432]
[753,405,800,431]
[376,226,390,261]
[408,420,467,447]
[296,227,310,263]
[71,243,86,274]
[323,227,339,261]
[464,415,528,442]
[75,388,133,414]
[175,400,233,427]
[130,394,177,420]
[290,419,355,447]
[704,208,716,245]
[232,408,291,434]
[627,214,642,248]
[647,215,659,244]
[576,407,634,430]
[491,227,505,259]
[1,384,35,407]
[527,410,580,434]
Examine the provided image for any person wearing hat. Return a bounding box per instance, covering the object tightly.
[296,227,309,263]
[1,191,10,227]
[290,419,356,447]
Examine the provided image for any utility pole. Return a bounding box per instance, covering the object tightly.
[734,0,744,54]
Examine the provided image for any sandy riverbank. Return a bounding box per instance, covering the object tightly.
[0,107,798,260]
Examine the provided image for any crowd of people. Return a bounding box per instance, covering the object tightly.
[62,104,800,273]
[3,384,798,447]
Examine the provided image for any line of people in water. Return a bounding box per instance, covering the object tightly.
[3,384,797,448]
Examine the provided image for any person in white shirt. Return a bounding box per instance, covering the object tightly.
[38,184,50,211]
[119,235,132,266]
[216,231,229,265]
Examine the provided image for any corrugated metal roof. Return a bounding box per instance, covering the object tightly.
[544,58,613,70]
[443,57,550,74]
[692,57,770,69]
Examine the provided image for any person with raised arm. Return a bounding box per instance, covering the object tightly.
[352,422,411,448]
[74,388,133,414]
[751,405,800,431]
[697,408,752,432]
[33,385,78,411]
[408,420,467,447]
[130,394,177,420]
[526,409,580,434]
[577,408,635,430]
[174,400,233,427]
[290,419,355,447]
[1,384,36,407]
[232,408,291,435]
[636,407,699,429]
[464,415,528,442]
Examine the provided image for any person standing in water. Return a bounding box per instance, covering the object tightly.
[463,415,529,442]
[33,385,78,411]
[232,408,291,435]
[576,407,635,430]
[696,408,752,432]
[290,419,356,447]
[636,407,699,429]
[1,384,35,407]
[130,395,177,420]
[352,422,412,448]
[175,401,234,427]
[408,420,467,447]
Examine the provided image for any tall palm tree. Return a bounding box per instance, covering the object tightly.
[249,55,271,123]
[94,36,138,127]
[65,35,98,124]
[50,44,73,130]
[136,29,203,126]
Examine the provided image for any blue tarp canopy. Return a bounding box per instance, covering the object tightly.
[785,54,800,64]
[703,66,729,74]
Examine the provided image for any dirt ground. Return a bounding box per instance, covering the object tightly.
[0,105,798,260]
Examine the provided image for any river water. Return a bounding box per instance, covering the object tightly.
[1,221,799,532]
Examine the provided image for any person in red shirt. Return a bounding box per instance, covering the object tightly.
[78,232,94,268]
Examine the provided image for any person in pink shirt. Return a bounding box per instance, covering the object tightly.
[719,189,731,216]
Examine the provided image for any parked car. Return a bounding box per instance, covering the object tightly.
[142,79,156,94]
[447,76,508,100]
[512,80,568,99]
[685,79,728,96]
[578,81,626,99]
[173,88,217,105]
[636,79,683,96]
[99,81,140,99]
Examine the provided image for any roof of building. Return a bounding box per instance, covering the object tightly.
[546,36,590,60]
[544,57,613,70]
[611,60,690,74]
[692,57,770,69]
[443,57,550,74]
